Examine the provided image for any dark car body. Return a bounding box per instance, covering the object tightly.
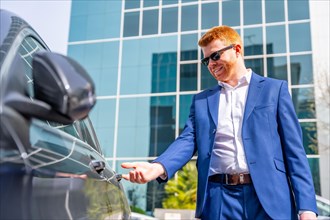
[0,9,130,220]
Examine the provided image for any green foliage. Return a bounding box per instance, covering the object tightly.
[162,162,197,210]
[130,206,146,214]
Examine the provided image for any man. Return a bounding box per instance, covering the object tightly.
[121,26,318,220]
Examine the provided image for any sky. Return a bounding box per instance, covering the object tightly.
[0,0,71,55]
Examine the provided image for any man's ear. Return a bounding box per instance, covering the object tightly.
[234,44,243,57]
[235,44,242,52]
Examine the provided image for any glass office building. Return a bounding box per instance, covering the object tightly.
[67,0,329,214]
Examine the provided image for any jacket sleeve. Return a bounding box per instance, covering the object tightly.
[277,81,318,214]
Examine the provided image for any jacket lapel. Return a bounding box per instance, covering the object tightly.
[207,85,221,127]
[243,73,265,121]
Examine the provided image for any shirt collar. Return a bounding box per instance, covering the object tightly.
[218,69,252,89]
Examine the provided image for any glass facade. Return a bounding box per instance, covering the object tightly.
[68,0,322,213]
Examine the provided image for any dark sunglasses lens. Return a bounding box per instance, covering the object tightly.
[202,58,209,66]
[210,51,220,61]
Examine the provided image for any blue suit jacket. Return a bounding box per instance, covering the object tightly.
[155,73,318,219]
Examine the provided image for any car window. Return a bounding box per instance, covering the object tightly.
[75,118,101,152]
[49,119,101,153]
[48,121,82,140]
[17,36,45,97]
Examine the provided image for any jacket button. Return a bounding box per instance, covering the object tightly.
[208,152,211,157]
[212,129,216,134]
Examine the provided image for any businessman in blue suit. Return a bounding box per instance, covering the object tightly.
[122,26,318,220]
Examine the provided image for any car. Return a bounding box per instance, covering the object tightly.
[0,9,130,220]
[316,195,330,219]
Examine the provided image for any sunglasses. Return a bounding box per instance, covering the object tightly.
[201,44,235,66]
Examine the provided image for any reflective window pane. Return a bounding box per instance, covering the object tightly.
[265,0,285,23]
[151,52,177,93]
[117,97,152,157]
[119,41,141,95]
[181,5,198,31]
[300,122,318,154]
[69,15,87,41]
[124,12,140,37]
[71,0,88,16]
[245,58,264,76]
[144,0,159,7]
[292,87,316,119]
[68,41,119,96]
[68,45,84,66]
[222,0,240,27]
[307,158,321,195]
[201,65,217,89]
[181,34,198,61]
[86,13,122,40]
[267,56,287,81]
[99,42,120,95]
[244,0,262,25]
[266,25,286,54]
[85,14,104,40]
[244,27,263,56]
[202,2,219,30]
[289,23,311,52]
[290,54,313,85]
[179,94,193,132]
[117,96,176,157]
[104,10,122,39]
[149,96,176,156]
[288,0,310,21]
[162,7,178,33]
[125,0,140,9]
[89,99,116,157]
[182,0,196,3]
[162,0,178,5]
[143,9,159,35]
[180,64,197,91]
[69,1,122,41]
[121,37,177,94]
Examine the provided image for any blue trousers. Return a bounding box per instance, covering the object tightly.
[201,182,271,220]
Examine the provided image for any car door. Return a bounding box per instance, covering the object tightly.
[29,119,130,220]
[0,11,130,220]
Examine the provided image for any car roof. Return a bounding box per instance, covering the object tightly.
[0,9,48,65]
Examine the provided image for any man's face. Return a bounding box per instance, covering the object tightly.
[201,39,237,83]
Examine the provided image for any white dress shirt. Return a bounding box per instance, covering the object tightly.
[209,69,252,175]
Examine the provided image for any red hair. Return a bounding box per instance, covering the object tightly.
[198,25,243,56]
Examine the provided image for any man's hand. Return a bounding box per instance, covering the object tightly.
[300,212,317,220]
[121,162,165,184]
